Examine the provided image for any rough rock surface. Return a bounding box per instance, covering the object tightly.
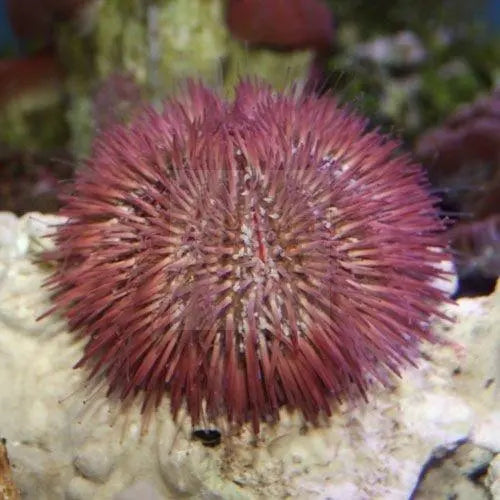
[412,442,495,499]
[0,212,498,500]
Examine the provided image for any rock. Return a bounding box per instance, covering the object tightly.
[73,441,115,483]
[472,412,500,453]
[412,443,494,500]
[65,476,97,500]
[486,454,500,499]
[455,443,494,478]
[114,480,165,500]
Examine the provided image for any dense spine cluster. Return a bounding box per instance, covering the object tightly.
[44,82,450,432]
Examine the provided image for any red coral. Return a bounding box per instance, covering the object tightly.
[0,52,62,105]
[416,88,500,220]
[416,89,500,287]
[6,0,93,40]
[416,89,500,176]
[43,82,450,433]
[226,0,334,51]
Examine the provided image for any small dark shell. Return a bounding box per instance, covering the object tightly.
[192,429,222,447]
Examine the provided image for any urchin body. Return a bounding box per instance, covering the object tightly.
[45,82,449,432]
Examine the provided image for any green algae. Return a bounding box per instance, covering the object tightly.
[54,0,312,157]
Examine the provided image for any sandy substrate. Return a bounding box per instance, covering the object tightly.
[0,212,498,499]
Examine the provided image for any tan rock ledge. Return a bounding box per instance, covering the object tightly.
[0,212,498,500]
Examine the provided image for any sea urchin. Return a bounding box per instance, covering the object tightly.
[43,81,450,433]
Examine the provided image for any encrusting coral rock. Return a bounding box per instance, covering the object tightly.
[0,213,498,499]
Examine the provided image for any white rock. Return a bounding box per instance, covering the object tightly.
[65,476,97,500]
[486,454,500,500]
[73,441,115,482]
[114,480,165,500]
[472,412,500,453]
[0,212,29,259]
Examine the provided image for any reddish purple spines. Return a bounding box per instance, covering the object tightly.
[44,82,450,433]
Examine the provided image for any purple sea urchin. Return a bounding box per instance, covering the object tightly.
[43,81,450,433]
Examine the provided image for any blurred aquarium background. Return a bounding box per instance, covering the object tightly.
[0,0,499,297]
